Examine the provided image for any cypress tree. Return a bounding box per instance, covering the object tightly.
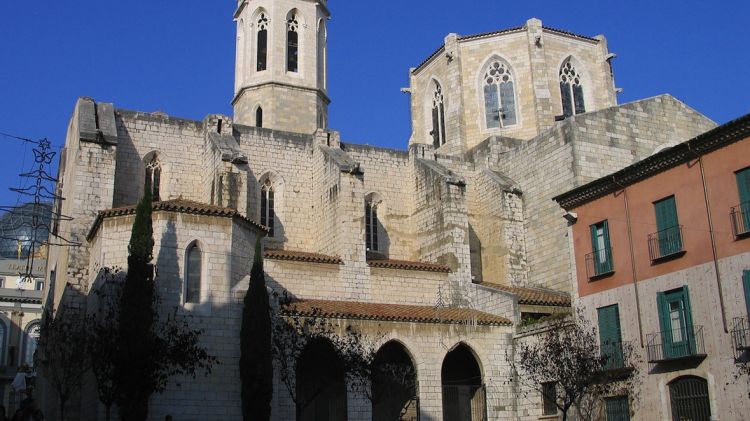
[240,237,273,420]
[117,187,156,421]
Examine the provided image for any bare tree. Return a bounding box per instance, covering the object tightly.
[37,300,90,420]
[86,267,124,421]
[510,309,640,421]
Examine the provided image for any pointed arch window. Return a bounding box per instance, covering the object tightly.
[261,179,275,236]
[185,242,202,304]
[145,155,161,201]
[286,13,299,73]
[560,59,586,117]
[431,81,447,148]
[365,201,379,251]
[483,60,517,129]
[256,13,269,71]
[256,106,263,128]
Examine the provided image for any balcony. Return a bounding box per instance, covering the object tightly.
[585,248,614,279]
[597,341,635,381]
[731,203,750,238]
[646,325,706,363]
[731,317,750,358]
[648,225,685,262]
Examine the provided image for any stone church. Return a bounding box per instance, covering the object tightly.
[42,0,715,420]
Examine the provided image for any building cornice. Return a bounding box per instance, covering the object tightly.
[232,82,331,106]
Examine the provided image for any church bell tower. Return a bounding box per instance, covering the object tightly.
[232,0,330,133]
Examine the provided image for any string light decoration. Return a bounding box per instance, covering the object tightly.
[0,136,78,285]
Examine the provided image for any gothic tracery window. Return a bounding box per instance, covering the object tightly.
[256,12,269,71]
[286,12,299,73]
[185,242,202,304]
[144,154,161,201]
[261,179,275,236]
[560,59,586,117]
[431,81,447,148]
[483,60,517,129]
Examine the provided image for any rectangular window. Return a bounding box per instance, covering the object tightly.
[541,382,557,415]
[604,396,630,421]
[597,304,624,370]
[653,196,682,257]
[657,286,696,359]
[590,220,613,275]
[35,280,44,291]
[484,84,500,129]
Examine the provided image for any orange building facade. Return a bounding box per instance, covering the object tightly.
[555,113,750,420]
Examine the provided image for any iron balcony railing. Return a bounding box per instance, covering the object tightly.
[731,202,750,237]
[599,341,631,371]
[731,317,750,355]
[585,247,614,279]
[648,225,684,262]
[646,325,705,363]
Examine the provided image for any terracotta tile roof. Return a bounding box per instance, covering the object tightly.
[480,283,571,307]
[367,258,451,273]
[264,249,342,265]
[282,299,511,326]
[88,199,266,240]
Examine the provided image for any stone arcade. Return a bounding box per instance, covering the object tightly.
[42,1,716,420]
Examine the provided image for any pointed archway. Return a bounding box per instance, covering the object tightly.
[372,340,418,421]
[441,343,486,421]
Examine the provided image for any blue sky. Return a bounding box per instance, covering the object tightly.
[0,0,748,207]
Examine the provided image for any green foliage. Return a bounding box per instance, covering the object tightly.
[240,238,273,421]
[117,189,157,421]
[127,187,154,264]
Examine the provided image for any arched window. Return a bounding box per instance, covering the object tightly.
[365,200,379,251]
[23,322,40,367]
[317,20,327,89]
[560,58,586,117]
[286,12,299,73]
[144,153,161,201]
[431,81,447,148]
[261,179,275,236]
[669,376,711,420]
[256,12,269,71]
[256,106,263,128]
[185,242,202,304]
[482,59,517,129]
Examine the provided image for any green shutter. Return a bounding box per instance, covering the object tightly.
[654,196,681,255]
[597,304,624,369]
[743,271,750,319]
[603,220,611,250]
[681,285,696,355]
[737,168,750,206]
[598,305,623,369]
[655,196,679,231]
[657,291,671,358]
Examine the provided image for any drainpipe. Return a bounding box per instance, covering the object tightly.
[688,144,729,333]
[613,176,645,347]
